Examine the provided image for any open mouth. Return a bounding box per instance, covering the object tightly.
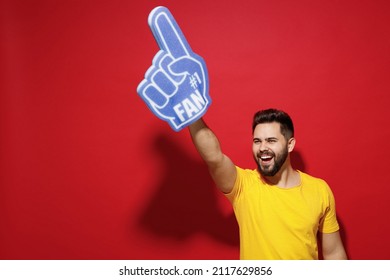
[260,155,273,162]
[258,152,274,165]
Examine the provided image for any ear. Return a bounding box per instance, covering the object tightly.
[288,137,296,152]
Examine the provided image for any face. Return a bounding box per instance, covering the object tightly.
[252,122,295,177]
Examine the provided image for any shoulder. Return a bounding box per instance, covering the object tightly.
[225,166,261,201]
[300,171,328,187]
[299,171,335,198]
[236,166,261,184]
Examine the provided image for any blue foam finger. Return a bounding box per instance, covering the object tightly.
[148,6,191,58]
[151,70,176,96]
[137,6,211,131]
[143,84,168,109]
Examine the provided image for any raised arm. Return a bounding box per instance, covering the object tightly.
[138,8,234,192]
[189,119,237,193]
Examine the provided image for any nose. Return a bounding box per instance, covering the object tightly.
[259,142,269,152]
[255,143,270,157]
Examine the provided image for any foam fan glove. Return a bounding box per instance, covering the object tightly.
[137,6,211,131]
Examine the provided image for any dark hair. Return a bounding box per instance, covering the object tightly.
[252,109,294,139]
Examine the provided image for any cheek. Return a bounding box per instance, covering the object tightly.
[252,144,258,155]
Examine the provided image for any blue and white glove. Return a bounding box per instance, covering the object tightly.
[137,6,211,131]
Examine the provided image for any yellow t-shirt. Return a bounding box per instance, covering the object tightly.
[225,167,340,260]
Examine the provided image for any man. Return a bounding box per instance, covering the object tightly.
[189,109,347,260]
[137,7,346,260]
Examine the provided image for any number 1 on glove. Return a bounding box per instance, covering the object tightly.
[137,6,211,131]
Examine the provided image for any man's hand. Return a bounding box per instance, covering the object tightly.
[137,6,211,131]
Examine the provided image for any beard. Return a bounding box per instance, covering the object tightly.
[254,146,289,177]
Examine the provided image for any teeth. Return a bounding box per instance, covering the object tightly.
[261,156,272,160]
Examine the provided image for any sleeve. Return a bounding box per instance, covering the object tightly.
[318,182,340,233]
[224,166,244,204]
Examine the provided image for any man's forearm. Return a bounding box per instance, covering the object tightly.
[189,119,236,193]
[188,119,224,166]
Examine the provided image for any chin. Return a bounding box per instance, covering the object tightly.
[258,166,278,177]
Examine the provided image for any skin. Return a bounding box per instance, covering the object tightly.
[189,118,347,260]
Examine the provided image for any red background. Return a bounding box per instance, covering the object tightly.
[1,0,390,260]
